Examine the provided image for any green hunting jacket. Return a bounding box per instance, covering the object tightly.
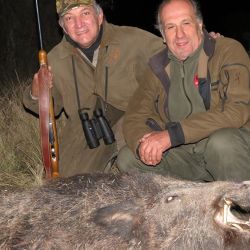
[123,30,250,154]
[23,21,164,176]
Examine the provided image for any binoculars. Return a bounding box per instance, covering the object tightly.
[79,108,115,149]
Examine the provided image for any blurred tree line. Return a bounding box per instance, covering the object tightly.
[0,0,61,85]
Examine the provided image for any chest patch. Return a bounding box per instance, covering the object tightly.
[107,48,121,66]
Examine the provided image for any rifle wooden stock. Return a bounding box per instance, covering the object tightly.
[49,93,59,178]
[38,49,59,178]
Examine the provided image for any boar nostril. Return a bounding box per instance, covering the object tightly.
[231,204,250,219]
[214,198,250,231]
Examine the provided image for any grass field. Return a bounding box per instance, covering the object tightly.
[0,80,44,188]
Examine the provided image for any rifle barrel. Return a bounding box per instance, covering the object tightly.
[35,0,44,50]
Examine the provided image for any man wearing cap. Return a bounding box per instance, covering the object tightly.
[23,0,166,177]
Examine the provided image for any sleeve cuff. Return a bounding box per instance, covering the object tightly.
[166,122,185,147]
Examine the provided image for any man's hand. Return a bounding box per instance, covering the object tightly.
[31,66,53,99]
[209,31,223,39]
[138,130,171,166]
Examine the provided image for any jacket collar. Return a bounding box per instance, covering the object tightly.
[100,21,120,47]
[149,29,216,75]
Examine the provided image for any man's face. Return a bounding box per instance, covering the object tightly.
[60,5,103,48]
[160,0,203,60]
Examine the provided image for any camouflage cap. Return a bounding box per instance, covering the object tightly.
[56,0,94,16]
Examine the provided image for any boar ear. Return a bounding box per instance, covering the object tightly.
[92,200,144,239]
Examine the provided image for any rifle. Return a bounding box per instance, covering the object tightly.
[35,0,59,178]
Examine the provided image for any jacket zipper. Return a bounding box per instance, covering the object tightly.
[180,64,193,117]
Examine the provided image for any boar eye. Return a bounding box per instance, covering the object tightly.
[165,195,178,203]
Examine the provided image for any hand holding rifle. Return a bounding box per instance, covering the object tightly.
[31,65,53,99]
[34,0,59,179]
